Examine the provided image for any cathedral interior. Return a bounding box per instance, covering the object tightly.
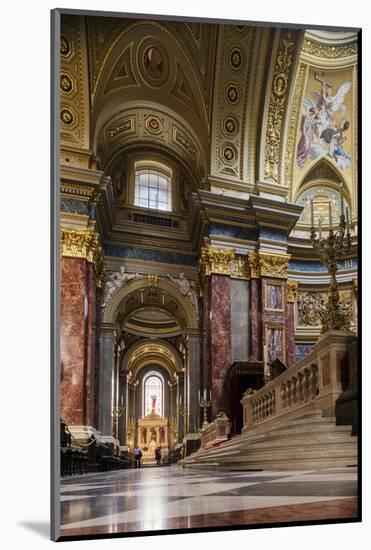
[57,14,359,538]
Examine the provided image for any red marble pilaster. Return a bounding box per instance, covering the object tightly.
[249,278,262,361]
[208,275,232,416]
[286,301,296,367]
[60,257,96,426]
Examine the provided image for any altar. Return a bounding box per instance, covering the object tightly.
[137,409,169,463]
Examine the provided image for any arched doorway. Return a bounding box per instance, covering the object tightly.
[97,274,200,454]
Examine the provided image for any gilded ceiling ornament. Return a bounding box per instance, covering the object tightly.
[302,39,357,59]
[60,73,74,94]
[223,116,237,135]
[108,117,133,139]
[226,84,239,104]
[229,47,243,70]
[145,116,163,135]
[174,128,197,158]
[284,64,307,194]
[264,29,297,182]
[61,228,105,288]
[287,280,299,303]
[60,35,71,57]
[61,108,74,126]
[223,145,235,162]
[259,252,290,279]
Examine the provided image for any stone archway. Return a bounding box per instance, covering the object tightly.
[97,274,200,442]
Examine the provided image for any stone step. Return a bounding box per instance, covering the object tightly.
[194,444,357,463]
[193,425,354,459]
[183,456,357,471]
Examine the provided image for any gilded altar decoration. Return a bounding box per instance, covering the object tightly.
[61,228,105,287]
[287,280,299,303]
[259,252,290,279]
[264,29,297,182]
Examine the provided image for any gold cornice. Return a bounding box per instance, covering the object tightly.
[287,280,299,302]
[61,227,106,288]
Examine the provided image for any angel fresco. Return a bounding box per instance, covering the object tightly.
[296,72,352,170]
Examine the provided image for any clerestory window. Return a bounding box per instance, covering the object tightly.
[134,167,172,212]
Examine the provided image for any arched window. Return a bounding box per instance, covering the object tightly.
[134,165,172,212]
[143,371,164,417]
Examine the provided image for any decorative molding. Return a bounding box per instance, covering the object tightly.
[264,29,297,182]
[302,39,357,59]
[61,228,105,287]
[287,280,299,302]
[285,63,308,198]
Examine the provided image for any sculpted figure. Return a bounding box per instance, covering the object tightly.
[102,267,140,307]
[167,272,198,312]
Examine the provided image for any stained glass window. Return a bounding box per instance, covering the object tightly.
[143,373,164,416]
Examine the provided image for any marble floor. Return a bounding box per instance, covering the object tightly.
[59,466,358,538]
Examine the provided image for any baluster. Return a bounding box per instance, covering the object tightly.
[287,380,292,407]
[303,368,311,402]
[281,383,286,409]
[292,376,298,405]
[297,372,304,404]
[271,390,276,415]
[310,364,319,399]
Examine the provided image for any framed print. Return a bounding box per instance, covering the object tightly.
[51,8,361,542]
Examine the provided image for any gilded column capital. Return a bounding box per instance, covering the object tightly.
[198,246,236,286]
[259,252,291,279]
[247,252,261,279]
[61,227,105,288]
[287,280,299,302]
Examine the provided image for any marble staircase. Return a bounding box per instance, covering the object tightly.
[179,411,357,470]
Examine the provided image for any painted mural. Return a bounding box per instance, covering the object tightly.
[296,68,353,172]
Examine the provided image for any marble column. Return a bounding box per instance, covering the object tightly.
[186,330,201,433]
[117,372,126,444]
[60,257,96,426]
[285,281,298,367]
[98,323,118,436]
[178,373,185,442]
[208,274,232,417]
[249,277,262,361]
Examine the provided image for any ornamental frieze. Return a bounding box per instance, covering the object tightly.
[259,252,290,279]
[61,228,105,287]
[297,290,354,327]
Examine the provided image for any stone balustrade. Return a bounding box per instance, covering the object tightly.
[241,330,356,432]
[201,415,231,449]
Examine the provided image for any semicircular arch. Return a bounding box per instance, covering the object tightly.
[103,275,198,329]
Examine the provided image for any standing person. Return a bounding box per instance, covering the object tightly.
[134,445,142,468]
[155,446,161,465]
